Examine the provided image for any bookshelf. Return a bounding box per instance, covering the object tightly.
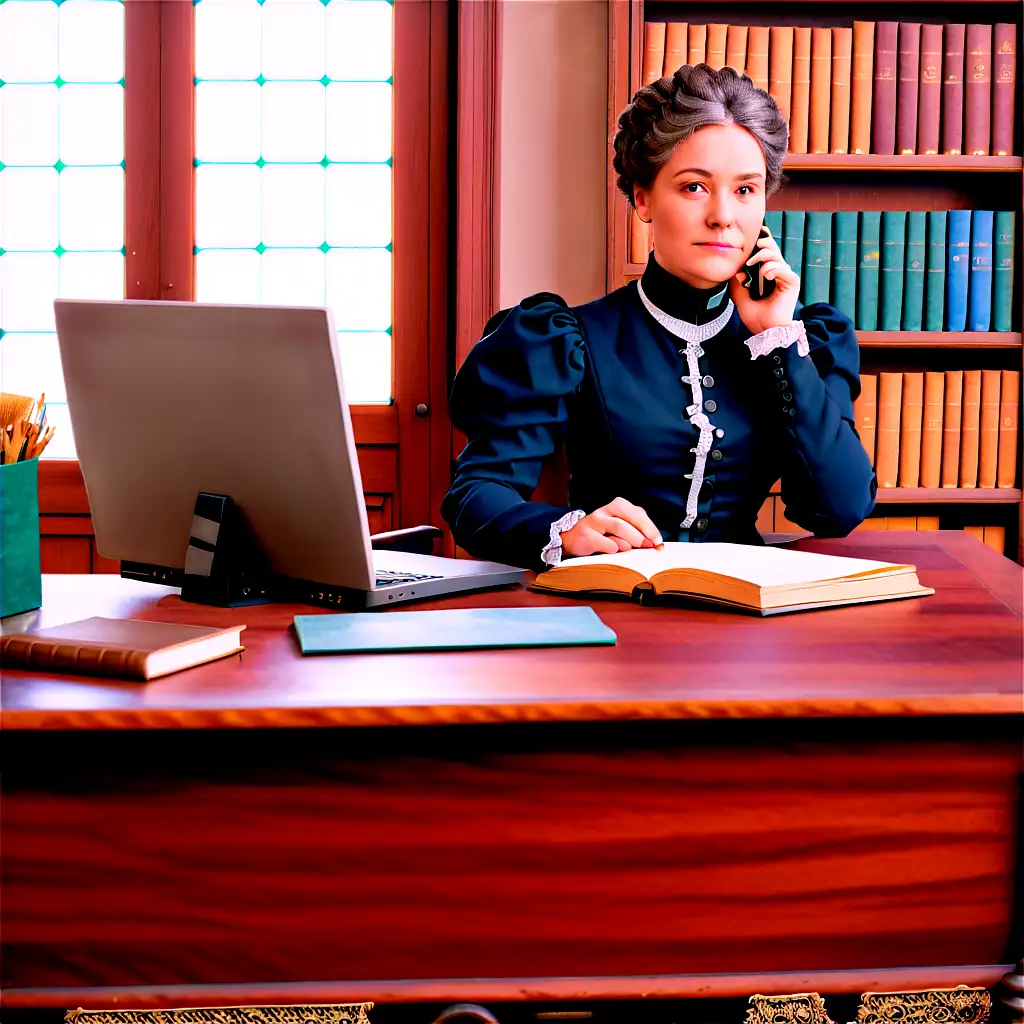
[607,0,1024,562]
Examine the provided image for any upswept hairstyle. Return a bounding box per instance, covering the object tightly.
[613,64,789,207]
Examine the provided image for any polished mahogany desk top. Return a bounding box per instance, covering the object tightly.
[2,531,1021,730]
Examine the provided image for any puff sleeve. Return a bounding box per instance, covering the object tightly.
[748,303,877,536]
[440,293,586,568]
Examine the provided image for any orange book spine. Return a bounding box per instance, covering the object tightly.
[887,516,917,530]
[941,370,963,487]
[790,27,812,153]
[706,24,728,70]
[643,22,667,85]
[830,27,853,153]
[898,372,924,487]
[978,369,1001,487]
[997,369,1019,487]
[916,516,940,529]
[747,26,770,91]
[809,28,833,154]
[854,517,889,531]
[919,371,945,488]
[964,525,986,544]
[664,22,688,78]
[0,637,149,680]
[853,373,878,467]
[958,369,982,487]
[850,21,875,154]
[876,372,903,488]
[983,525,1006,555]
[726,24,748,74]
[769,26,795,122]
[688,24,707,67]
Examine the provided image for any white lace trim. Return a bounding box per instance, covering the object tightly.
[637,280,735,343]
[745,319,809,359]
[540,508,586,566]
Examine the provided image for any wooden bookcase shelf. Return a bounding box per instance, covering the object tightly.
[609,1,1024,561]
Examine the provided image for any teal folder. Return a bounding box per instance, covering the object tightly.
[294,606,617,654]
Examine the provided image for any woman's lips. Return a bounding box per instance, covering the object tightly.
[695,242,739,252]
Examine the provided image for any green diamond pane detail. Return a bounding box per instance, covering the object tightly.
[0,162,5,172]
[255,156,266,167]
[120,159,126,169]
[120,246,127,256]
[385,156,392,167]
[255,243,266,254]
[387,75,393,85]
[54,76,64,87]
[320,156,330,167]
[255,74,266,85]
[117,77,125,87]
[320,75,330,85]
[385,243,392,252]
[54,159,65,172]
[319,242,330,253]
[385,326,392,335]
[55,245,65,256]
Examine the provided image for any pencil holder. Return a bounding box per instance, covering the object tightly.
[0,457,42,618]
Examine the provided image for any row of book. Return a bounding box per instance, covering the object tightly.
[642,21,1017,156]
[630,209,1016,332]
[852,369,1020,489]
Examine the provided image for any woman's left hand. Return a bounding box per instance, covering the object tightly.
[729,229,801,335]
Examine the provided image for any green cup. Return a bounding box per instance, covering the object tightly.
[0,458,43,619]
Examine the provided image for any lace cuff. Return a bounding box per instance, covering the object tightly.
[744,319,809,360]
[540,509,586,566]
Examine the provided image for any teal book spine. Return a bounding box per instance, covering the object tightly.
[803,211,832,305]
[993,210,1015,332]
[924,211,946,331]
[968,210,993,331]
[832,211,858,322]
[946,209,971,331]
[902,211,926,330]
[764,210,784,244]
[857,211,881,330]
[783,211,806,290]
[880,210,907,331]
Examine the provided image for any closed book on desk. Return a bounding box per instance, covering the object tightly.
[294,606,616,654]
[531,543,933,616]
[0,617,245,681]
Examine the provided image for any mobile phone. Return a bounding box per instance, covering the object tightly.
[742,222,777,301]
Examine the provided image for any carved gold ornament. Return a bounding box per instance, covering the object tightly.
[856,986,990,1023]
[66,1005,374,1024]
[747,992,835,1024]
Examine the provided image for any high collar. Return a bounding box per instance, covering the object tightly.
[640,251,730,325]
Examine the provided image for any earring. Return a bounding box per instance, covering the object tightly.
[638,215,652,224]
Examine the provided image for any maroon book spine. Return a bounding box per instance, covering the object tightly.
[872,21,898,154]
[964,23,992,155]
[917,23,943,154]
[992,23,1017,155]
[897,22,922,153]
[942,24,966,154]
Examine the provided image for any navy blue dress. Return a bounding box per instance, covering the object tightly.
[441,255,877,570]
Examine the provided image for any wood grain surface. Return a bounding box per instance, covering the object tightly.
[1,534,1020,731]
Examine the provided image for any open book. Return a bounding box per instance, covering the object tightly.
[531,542,935,615]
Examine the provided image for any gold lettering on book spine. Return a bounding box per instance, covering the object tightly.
[747,993,835,1024]
[856,986,991,1023]
[66,1006,373,1024]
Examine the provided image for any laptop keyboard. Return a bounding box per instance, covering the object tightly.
[374,570,444,587]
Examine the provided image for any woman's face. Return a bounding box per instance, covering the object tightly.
[634,122,768,290]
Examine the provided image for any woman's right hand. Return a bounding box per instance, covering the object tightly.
[560,497,664,557]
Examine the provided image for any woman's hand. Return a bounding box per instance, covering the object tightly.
[561,497,664,557]
[729,228,800,335]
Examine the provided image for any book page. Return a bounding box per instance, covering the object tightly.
[559,543,911,587]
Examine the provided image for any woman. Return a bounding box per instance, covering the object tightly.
[441,64,876,570]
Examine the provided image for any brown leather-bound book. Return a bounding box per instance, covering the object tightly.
[997,369,1019,487]
[876,372,903,488]
[850,22,875,154]
[983,525,1006,555]
[770,26,795,122]
[942,24,966,154]
[918,24,943,154]
[919,371,945,488]
[0,617,246,681]
[853,373,878,467]
[809,27,832,154]
[978,369,1002,487]
[643,22,667,85]
[941,370,963,486]
[830,27,853,153]
[916,516,940,530]
[790,27,812,153]
[706,24,728,70]
[688,24,707,67]
[992,24,1017,155]
[726,24,748,74]
[664,22,688,78]
[747,26,770,91]
[964,23,992,155]
[959,369,982,487]
[897,23,922,154]
[629,215,651,265]
[898,372,924,487]
[872,22,898,154]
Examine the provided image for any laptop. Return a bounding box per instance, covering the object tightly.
[53,299,527,608]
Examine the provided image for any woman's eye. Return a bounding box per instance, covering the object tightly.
[738,185,753,195]
[684,182,704,193]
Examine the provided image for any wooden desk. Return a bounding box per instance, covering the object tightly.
[2,532,1022,1015]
